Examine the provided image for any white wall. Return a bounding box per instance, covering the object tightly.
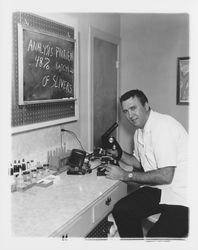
[119,13,189,153]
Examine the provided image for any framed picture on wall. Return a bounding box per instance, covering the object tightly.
[176,57,190,105]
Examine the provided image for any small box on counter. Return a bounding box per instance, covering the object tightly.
[36,179,53,187]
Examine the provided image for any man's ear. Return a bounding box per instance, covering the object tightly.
[145,102,150,111]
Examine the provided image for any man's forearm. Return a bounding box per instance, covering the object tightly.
[121,166,175,185]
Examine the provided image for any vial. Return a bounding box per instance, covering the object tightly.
[43,164,49,176]
[30,160,37,181]
[26,161,30,170]
[26,170,31,183]
[9,165,16,192]
[13,160,19,176]
[31,169,37,183]
[17,160,22,173]
[21,159,26,172]
[22,171,27,182]
[16,169,25,189]
[37,165,44,179]
[30,160,35,170]
[31,169,37,178]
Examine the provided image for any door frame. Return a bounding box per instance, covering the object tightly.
[88,26,120,151]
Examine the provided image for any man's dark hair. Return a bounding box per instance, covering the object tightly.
[120,89,149,106]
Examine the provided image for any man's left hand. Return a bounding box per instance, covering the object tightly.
[105,164,126,180]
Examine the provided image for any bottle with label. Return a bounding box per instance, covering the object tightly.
[30,160,34,169]
[23,171,27,183]
[13,160,19,175]
[16,168,25,190]
[9,164,16,192]
[26,170,31,184]
[21,159,26,172]
[36,162,44,179]
[43,164,49,177]
[17,160,22,172]
[30,160,37,182]
[26,161,30,170]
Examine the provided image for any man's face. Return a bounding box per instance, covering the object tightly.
[121,96,150,129]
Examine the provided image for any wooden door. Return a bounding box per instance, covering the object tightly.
[91,29,120,148]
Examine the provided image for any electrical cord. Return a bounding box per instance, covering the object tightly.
[61,129,85,151]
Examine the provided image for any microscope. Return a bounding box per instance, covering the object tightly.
[92,122,123,176]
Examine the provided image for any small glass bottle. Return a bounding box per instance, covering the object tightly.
[40,165,45,177]
[13,160,19,175]
[17,160,22,172]
[13,160,19,188]
[22,171,27,183]
[26,170,30,182]
[26,161,30,170]
[30,160,35,170]
[9,164,16,192]
[21,159,26,172]
[37,164,44,179]
[32,169,37,178]
[30,160,37,181]
[43,164,49,177]
[16,169,25,189]
[9,163,12,174]
[31,169,37,183]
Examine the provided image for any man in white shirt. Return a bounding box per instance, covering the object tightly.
[105,89,188,238]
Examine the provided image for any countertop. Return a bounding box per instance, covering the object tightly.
[11,163,121,237]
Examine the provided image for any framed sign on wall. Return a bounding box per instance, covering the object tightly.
[18,24,75,105]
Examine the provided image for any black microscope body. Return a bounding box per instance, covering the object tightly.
[94,122,123,176]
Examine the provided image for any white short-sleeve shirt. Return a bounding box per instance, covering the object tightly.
[133,110,188,206]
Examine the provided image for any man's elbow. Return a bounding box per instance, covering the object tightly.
[163,176,173,185]
[160,167,175,185]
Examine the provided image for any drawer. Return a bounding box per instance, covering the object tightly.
[52,207,92,238]
[93,182,127,223]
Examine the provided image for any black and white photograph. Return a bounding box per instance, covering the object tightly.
[0,1,197,250]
